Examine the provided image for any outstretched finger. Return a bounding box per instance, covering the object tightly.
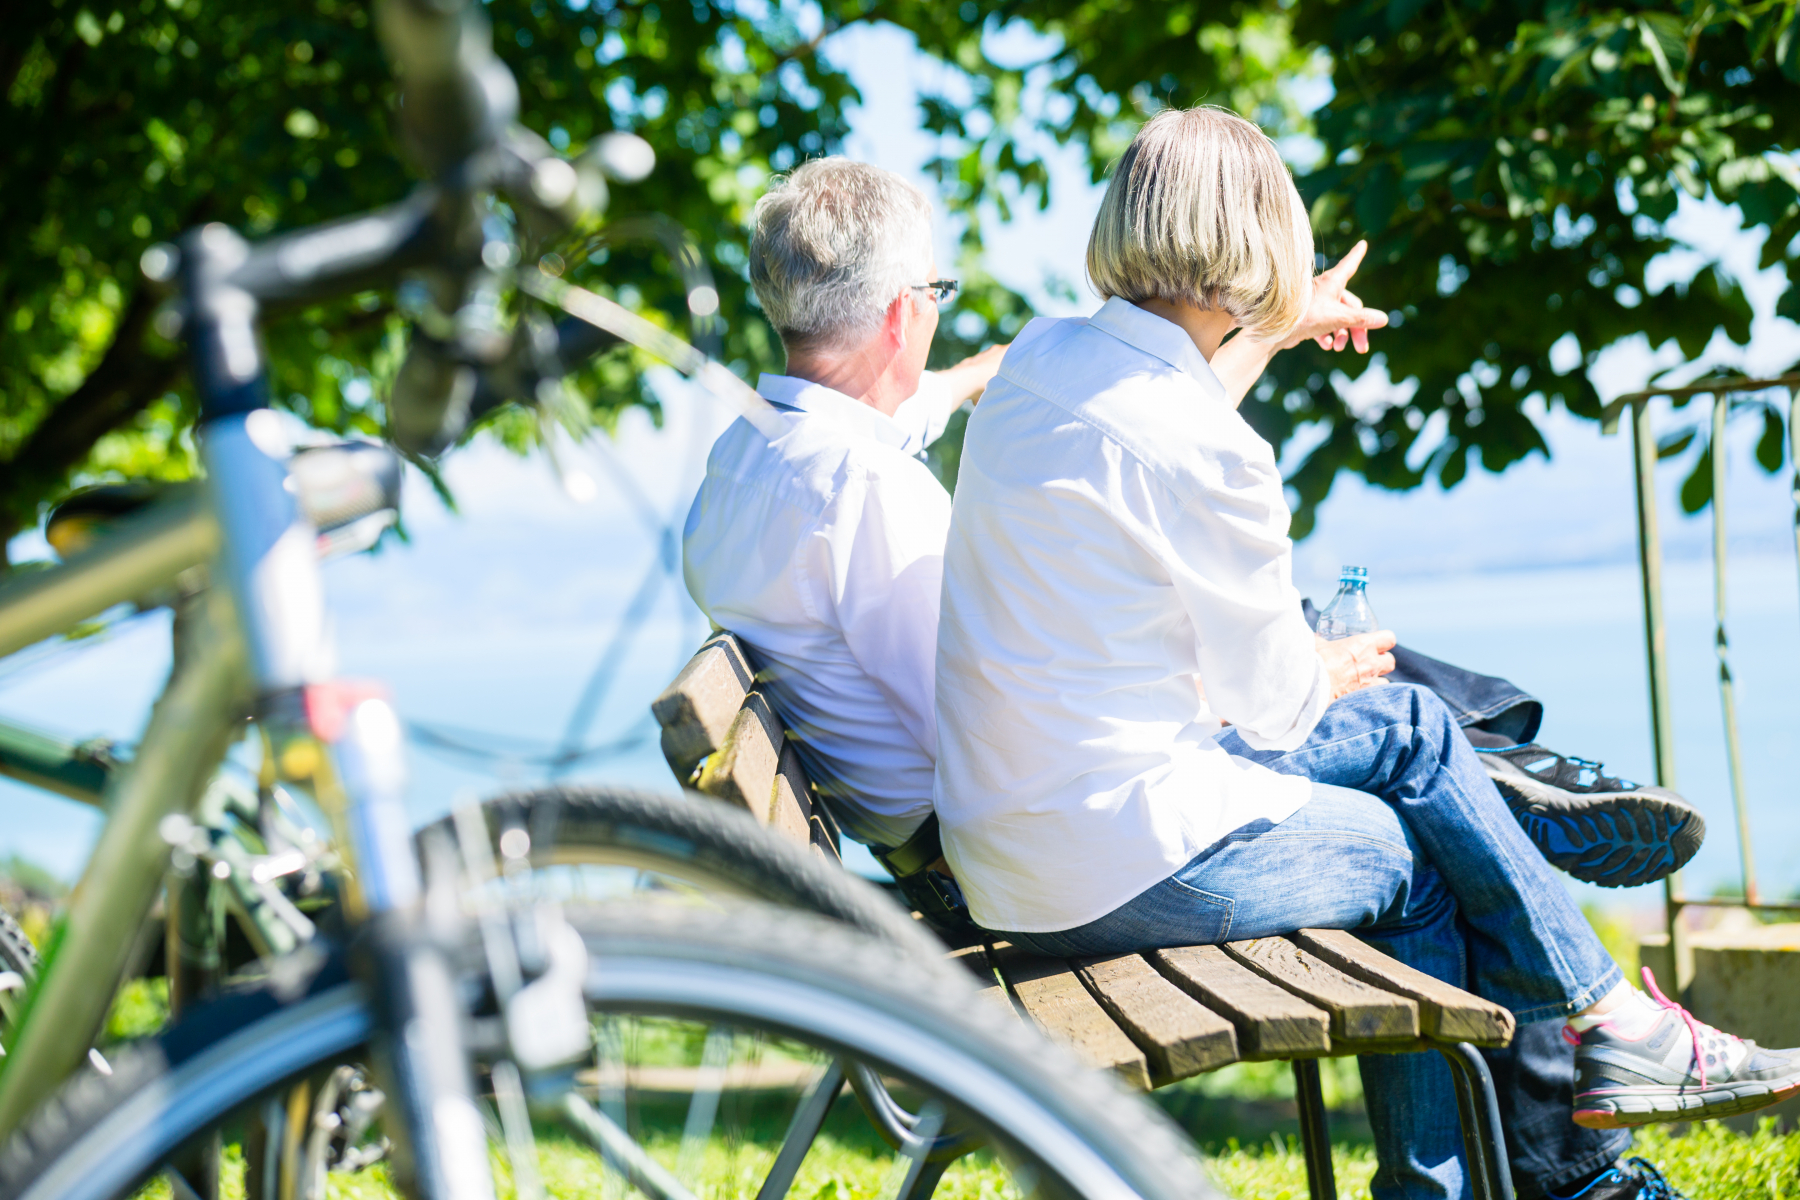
[1321,239,1369,285]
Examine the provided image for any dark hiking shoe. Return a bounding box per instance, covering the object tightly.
[1477,743,1703,888]
[1549,1157,1687,1199]
[1572,973,1800,1129]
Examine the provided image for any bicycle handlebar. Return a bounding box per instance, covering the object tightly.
[376,0,518,177]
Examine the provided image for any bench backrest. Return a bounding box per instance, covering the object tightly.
[651,632,840,860]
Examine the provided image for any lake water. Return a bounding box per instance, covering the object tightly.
[1,386,1794,917]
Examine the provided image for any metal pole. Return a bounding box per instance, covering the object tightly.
[1629,401,1688,988]
[1291,1059,1336,1200]
[1790,387,1800,655]
[1710,394,1758,906]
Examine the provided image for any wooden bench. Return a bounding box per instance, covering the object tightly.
[653,632,1519,1200]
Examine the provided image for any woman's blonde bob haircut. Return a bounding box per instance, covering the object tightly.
[1086,106,1314,339]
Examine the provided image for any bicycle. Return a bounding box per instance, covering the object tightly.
[0,2,1224,1197]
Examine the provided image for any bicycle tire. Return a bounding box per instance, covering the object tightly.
[431,785,941,959]
[0,906,1219,1200]
[0,784,929,1111]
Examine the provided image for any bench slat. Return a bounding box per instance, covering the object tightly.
[1075,954,1238,1085]
[1150,945,1331,1059]
[770,744,818,849]
[652,634,755,782]
[1292,929,1514,1047]
[695,691,783,818]
[990,944,1151,1090]
[1226,936,1420,1046]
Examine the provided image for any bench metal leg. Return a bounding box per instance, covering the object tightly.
[843,1061,981,1199]
[1436,1043,1515,1200]
[1292,1059,1336,1200]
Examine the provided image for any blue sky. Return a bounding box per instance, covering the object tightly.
[2,23,1798,910]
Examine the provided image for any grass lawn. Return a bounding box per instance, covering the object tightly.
[1195,1120,1800,1200]
[110,908,1798,1198]
[126,1083,1796,1200]
[1164,1058,1800,1199]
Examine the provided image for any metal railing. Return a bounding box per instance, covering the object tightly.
[1601,373,1800,988]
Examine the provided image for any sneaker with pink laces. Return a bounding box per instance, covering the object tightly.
[1570,968,1800,1128]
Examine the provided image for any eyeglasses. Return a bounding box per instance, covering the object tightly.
[910,279,959,308]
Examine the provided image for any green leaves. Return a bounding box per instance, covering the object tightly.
[879,0,1799,529]
[0,0,886,555]
[1779,6,1800,82]
[1633,12,1688,97]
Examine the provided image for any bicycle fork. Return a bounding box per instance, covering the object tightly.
[309,690,496,1200]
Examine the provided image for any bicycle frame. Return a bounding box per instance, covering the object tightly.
[0,497,244,1136]
[0,54,458,1195]
[0,367,478,1200]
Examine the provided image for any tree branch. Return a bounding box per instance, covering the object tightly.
[774,6,888,64]
[0,285,182,547]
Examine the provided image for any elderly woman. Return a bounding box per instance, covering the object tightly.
[933,107,1797,1200]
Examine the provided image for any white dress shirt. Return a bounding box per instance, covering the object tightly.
[933,298,1329,933]
[683,371,963,847]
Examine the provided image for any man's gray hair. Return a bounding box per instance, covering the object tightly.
[749,158,934,356]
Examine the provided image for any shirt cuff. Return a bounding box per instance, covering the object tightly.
[1233,657,1333,753]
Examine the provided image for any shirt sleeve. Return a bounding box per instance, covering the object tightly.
[887,372,965,456]
[818,459,952,762]
[1161,451,1330,753]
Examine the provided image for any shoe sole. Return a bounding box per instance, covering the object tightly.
[1573,1074,1800,1128]
[1486,768,1704,889]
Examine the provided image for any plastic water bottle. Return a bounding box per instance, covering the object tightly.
[1317,565,1377,640]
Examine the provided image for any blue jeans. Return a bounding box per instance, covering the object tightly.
[999,685,1625,1200]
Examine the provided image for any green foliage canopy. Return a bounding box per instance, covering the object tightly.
[893,0,1800,530]
[5,0,1796,557]
[2,0,1029,561]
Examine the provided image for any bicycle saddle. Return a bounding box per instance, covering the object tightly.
[47,441,402,561]
[45,482,173,558]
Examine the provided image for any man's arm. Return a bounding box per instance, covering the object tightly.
[892,343,1012,453]
[1210,240,1390,408]
[934,342,1008,406]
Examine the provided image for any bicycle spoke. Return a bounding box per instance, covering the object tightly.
[491,1059,545,1200]
[883,1101,946,1200]
[753,1058,845,1200]
[897,1158,950,1200]
[564,1092,702,1200]
[594,1015,629,1200]
[675,1025,732,1183]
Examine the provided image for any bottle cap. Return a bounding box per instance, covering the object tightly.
[1339,565,1367,581]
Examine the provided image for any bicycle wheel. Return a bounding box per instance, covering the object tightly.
[431,786,939,957]
[0,905,1221,1200]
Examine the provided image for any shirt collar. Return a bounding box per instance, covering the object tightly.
[756,374,911,451]
[1087,297,1231,403]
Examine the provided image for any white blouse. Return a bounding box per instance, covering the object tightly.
[933,298,1327,933]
